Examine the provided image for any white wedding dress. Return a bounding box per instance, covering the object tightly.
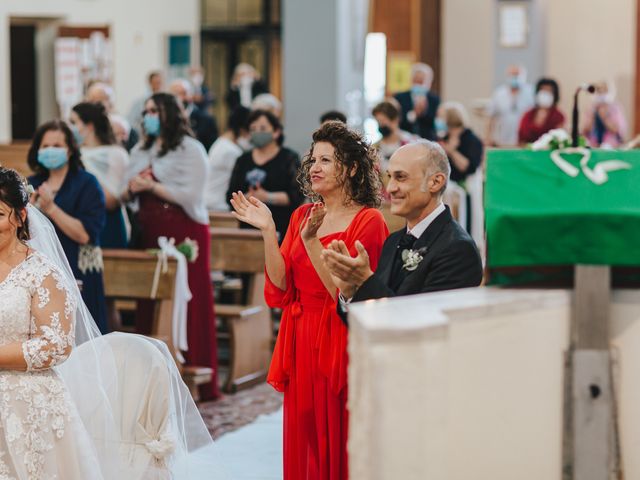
[0,205,225,480]
[0,251,103,479]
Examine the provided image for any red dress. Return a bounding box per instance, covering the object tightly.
[518,106,566,144]
[266,205,389,480]
[136,191,220,400]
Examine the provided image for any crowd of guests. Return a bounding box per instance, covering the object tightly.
[485,64,628,149]
[17,58,632,479]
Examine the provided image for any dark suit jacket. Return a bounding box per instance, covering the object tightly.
[340,206,482,324]
[394,90,441,140]
[189,106,218,151]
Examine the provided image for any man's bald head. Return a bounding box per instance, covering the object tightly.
[394,141,450,195]
[86,82,115,112]
[168,79,193,105]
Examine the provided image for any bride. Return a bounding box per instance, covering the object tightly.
[0,167,223,479]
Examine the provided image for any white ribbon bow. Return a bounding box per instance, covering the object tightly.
[550,147,631,185]
[152,237,192,361]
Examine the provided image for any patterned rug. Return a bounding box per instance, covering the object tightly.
[198,382,284,439]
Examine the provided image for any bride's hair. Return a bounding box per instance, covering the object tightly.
[0,167,30,242]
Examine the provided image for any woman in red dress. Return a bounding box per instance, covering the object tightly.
[518,77,566,145]
[125,93,219,400]
[231,121,389,479]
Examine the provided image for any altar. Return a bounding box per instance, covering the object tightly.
[347,147,640,479]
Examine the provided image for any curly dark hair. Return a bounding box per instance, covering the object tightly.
[72,102,116,145]
[27,120,84,176]
[0,167,31,242]
[141,93,194,157]
[298,121,382,207]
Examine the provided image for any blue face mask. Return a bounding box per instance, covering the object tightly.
[37,147,69,170]
[411,85,428,98]
[71,125,84,146]
[435,118,448,138]
[509,76,521,89]
[143,114,161,136]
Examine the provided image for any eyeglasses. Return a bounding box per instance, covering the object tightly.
[142,107,158,116]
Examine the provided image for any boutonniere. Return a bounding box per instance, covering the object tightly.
[401,247,427,271]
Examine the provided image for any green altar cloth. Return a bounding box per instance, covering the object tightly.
[485,149,640,269]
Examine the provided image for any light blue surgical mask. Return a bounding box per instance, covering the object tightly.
[37,147,69,170]
[509,76,521,89]
[143,114,161,136]
[411,85,428,98]
[71,124,84,146]
[435,118,448,138]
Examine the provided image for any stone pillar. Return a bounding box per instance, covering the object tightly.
[282,0,368,154]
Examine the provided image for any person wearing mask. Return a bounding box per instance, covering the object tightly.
[226,109,302,241]
[206,106,251,211]
[230,121,388,480]
[169,79,219,151]
[582,81,627,148]
[436,102,483,184]
[393,63,441,140]
[372,99,418,171]
[124,93,220,400]
[518,78,566,145]
[485,64,535,147]
[189,65,214,111]
[226,63,269,110]
[27,120,108,333]
[70,102,130,249]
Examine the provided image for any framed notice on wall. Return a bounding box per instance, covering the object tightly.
[499,3,528,48]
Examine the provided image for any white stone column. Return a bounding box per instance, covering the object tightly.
[282,0,368,155]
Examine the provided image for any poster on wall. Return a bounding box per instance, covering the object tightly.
[54,37,83,119]
[55,26,112,118]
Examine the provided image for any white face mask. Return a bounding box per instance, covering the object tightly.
[536,90,554,108]
[237,136,253,151]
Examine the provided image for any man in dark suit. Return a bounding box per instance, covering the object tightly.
[394,63,441,140]
[169,79,219,151]
[322,141,482,322]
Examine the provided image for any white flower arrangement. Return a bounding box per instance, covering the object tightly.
[176,237,199,263]
[530,129,585,151]
[401,248,425,271]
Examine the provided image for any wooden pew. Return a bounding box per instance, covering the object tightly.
[210,227,272,392]
[0,143,32,177]
[209,211,239,229]
[102,249,213,400]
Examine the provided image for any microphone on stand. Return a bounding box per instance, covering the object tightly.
[572,84,596,147]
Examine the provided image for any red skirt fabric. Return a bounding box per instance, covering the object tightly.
[136,192,220,400]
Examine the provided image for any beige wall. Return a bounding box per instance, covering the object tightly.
[546,0,636,134]
[441,0,495,132]
[440,0,637,136]
[0,0,200,142]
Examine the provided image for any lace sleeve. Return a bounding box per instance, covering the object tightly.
[22,271,77,371]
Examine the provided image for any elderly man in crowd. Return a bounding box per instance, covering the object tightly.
[322,140,483,323]
[485,64,535,147]
[394,63,441,140]
[169,78,219,151]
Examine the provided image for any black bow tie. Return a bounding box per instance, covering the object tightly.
[397,232,417,251]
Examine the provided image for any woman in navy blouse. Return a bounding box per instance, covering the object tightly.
[27,120,108,333]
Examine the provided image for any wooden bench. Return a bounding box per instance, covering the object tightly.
[102,249,213,400]
[0,143,32,177]
[209,211,239,229]
[210,227,272,392]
